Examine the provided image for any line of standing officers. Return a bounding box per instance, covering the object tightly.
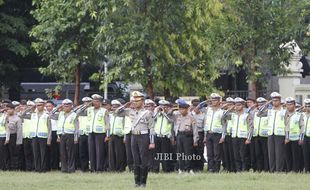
[0,91,310,186]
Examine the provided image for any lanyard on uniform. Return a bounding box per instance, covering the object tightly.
[133,110,148,129]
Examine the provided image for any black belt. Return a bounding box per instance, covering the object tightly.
[178,131,193,136]
[156,134,169,138]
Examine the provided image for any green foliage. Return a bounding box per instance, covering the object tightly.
[30,0,310,98]
[92,0,223,97]
[30,0,101,83]
[0,0,34,88]
[210,0,310,85]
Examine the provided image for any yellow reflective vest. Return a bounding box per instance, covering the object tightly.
[78,115,89,135]
[57,111,77,135]
[267,108,286,136]
[87,107,107,133]
[0,114,6,138]
[231,112,249,138]
[109,113,125,136]
[154,113,173,137]
[288,112,301,141]
[204,108,224,134]
[30,112,49,138]
[253,112,269,137]
[123,116,132,134]
[304,113,310,137]
[23,118,32,138]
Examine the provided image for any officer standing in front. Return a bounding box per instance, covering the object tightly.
[116,91,155,187]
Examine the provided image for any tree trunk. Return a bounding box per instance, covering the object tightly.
[74,63,81,105]
[164,88,171,100]
[146,78,154,99]
[248,81,257,98]
[248,41,258,99]
[142,1,154,99]
[145,49,154,99]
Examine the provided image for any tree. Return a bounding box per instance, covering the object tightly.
[30,0,101,104]
[0,0,36,99]
[92,0,224,99]
[210,0,310,98]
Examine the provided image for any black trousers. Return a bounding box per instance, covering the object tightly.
[23,138,33,171]
[75,143,80,170]
[303,136,310,172]
[88,133,106,172]
[109,135,126,172]
[8,134,21,170]
[60,134,76,173]
[32,137,48,172]
[125,133,134,171]
[193,131,204,171]
[254,136,269,172]
[176,133,194,171]
[152,136,174,172]
[131,134,150,186]
[249,139,256,171]
[285,140,302,172]
[131,134,150,169]
[206,132,222,172]
[0,137,9,170]
[223,135,236,172]
[79,134,89,172]
[103,139,109,171]
[49,131,60,170]
[268,135,285,172]
[232,137,249,172]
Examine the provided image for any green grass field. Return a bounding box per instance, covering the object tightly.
[1,171,310,190]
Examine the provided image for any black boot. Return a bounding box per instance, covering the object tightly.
[134,166,141,187]
[214,161,220,173]
[140,167,148,187]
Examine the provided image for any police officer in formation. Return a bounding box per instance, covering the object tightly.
[2,91,310,182]
[77,94,110,172]
[53,99,79,173]
[174,99,198,174]
[203,93,224,172]
[108,99,126,172]
[115,91,155,187]
[191,99,205,171]
[20,98,51,172]
[151,99,174,173]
